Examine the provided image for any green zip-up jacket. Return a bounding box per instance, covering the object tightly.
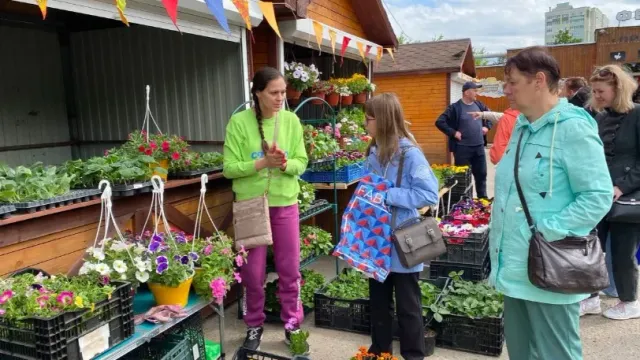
[223,109,308,207]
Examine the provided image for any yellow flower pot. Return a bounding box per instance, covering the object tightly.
[148,276,193,307]
[151,159,169,181]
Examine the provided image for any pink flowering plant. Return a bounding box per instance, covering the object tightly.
[191,232,248,304]
[0,272,114,320]
[119,130,190,164]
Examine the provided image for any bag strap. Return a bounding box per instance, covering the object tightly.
[513,130,536,231]
[391,146,414,229]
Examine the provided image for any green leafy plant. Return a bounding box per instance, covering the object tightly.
[0,163,73,203]
[311,80,333,94]
[316,150,365,171]
[299,225,334,260]
[298,179,316,213]
[169,151,223,172]
[324,269,369,302]
[303,125,340,161]
[336,107,366,133]
[346,73,370,94]
[60,150,155,188]
[285,318,310,355]
[438,271,504,319]
[265,269,325,312]
[142,232,195,288]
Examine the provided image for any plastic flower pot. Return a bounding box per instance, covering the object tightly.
[341,95,353,105]
[151,159,169,181]
[326,92,340,106]
[287,88,302,106]
[353,92,367,104]
[310,92,326,105]
[148,276,194,307]
[424,328,437,357]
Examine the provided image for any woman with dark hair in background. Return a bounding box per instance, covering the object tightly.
[565,76,598,118]
[223,67,309,351]
[489,46,612,359]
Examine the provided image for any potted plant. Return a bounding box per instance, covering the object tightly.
[348,74,370,104]
[310,80,331,105]
[325,81,340,106]
[338,84,353,105]
[120,130,190,180]
[145,232,196,307]
[350,347,397,360]
[284,62,319,105]
[285,318,310,356]
[297,179,316,213]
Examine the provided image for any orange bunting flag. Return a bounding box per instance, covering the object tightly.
[385,47,395,62]
[232,0,252,31]
[35,0,47,19]
[115,0,130,26]
[376,46,383,63]
[356,41,366,62]
[258,1,280,38]
[328,29,337,55]
[312,21,324,52]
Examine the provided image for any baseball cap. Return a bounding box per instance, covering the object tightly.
[463,81,483,92]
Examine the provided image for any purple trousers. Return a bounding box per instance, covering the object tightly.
[241,204,303,327]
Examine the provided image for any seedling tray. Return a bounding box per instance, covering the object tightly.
[0,204,16,219]
[299,199,332,222]
[2,189,102,214]
[0,281,134,360]
[313,276,371,335]
[434,313,504,357]
[111,182,152,197]
[168,166,223,180]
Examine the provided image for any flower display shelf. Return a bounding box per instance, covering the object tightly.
[110,182,153,197]
[300,161,364,184]
[0,204,15,219]
[168,166,223,180]
[299,199,332,222]
[120,333,193,360]
[1,189,101,214]
[0,281,134,360]
[233,348,290,360]
[434,312,504,357]
[429,254,491,282]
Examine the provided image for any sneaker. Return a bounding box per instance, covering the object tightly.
[285,329,310,355]
[579,296,601,316]
[242,327,263,350]
[603,301,640,320]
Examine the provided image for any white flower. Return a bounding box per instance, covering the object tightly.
[370,84,377,92]
[78,262,94,275]
[135,271,149,283]
[113,260,128,274]
[120,274,127,280]
[93,250,105,261]
[309,64,317,72]
[293,70,302,79]
[350,125,357,131]
[284,62,290,71]
[94,263,111,276]
[110,241,129,252]
[341,118,348,123]
[336,123,342,129]
[295,65,303,72]
[300,71,309,82]
[86,246,97,255]
[133,244,146,255]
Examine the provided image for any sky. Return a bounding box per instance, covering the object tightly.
[383,0,640,55]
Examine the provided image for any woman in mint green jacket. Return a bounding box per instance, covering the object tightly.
[490,47,613,360]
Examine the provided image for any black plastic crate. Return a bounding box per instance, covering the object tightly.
[233,348,290,360]
[429,254,490,282]
[169,313,205,360]
[435,313,504,357]
[168,166,223,180]
[2,189,102,214]
[0,204,15,219]
[122,333,194,360]
[437,233,489,266]
[313,280,371,334]
[111,182,153,197]
[0,281,134,360]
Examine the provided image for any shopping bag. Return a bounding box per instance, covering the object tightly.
[333,172,394,282]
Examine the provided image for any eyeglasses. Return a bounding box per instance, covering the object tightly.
[595,68,614,78]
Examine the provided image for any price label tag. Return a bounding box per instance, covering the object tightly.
[78,324,110,360]
[192,344,200,360]
[133,183,143,189]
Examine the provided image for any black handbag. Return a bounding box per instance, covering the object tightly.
[513,130,609,294]
[608,190,640,223]
[390,148,447,268]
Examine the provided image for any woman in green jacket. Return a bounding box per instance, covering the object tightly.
[489,46,613,359]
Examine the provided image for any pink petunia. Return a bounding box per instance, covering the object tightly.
[233,272,242,284]
[203,244,213,256]
[235,255,244,267]
[209,277,227,305]
[37,295,50,308]
[56,291,74,306]
[0,290,14,305]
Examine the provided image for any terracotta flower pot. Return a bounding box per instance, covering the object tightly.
[326,92,340,106]
[341,95,354,106]
[287,88,302,101]
[354,92,367,104]
[310,92,326,105]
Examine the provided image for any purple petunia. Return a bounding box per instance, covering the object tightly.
[181,255,189,265]
[148,241,161,253]
[189,252,199,262]
[176,234,186,244]
[156,255,168,265]
[152,234,163,243]
[156,262,168,274]
[173,255,181,261]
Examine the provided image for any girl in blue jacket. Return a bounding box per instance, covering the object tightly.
[363,93,439,360]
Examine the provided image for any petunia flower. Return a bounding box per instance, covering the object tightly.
[56,291,74,306]
[171,152,181,161]
[235,255,244,267]
[203,244,213,256]
[180,255,189,265]
[156,262,168,274]
[156,255,168,264]
[135,271,149,283]
[0,290,14,305]
[233,272,242,284]
[113,260,128,274]
[148,241,161,253]
[189,252,199,262]
[209,277,227,305]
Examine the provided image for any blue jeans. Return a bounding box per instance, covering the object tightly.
[604,234,618,297]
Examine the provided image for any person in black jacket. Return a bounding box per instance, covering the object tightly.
[565,77,598,118]
[583,64,640,321]
[435,82,492,198]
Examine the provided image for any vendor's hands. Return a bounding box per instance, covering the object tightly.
[454,131,462,141]
[256,145,286,170]
[613,186,623,201]
[468,111,483,120]
[482,127,489,135]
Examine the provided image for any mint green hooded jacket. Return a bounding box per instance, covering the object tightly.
[489,98,614,305]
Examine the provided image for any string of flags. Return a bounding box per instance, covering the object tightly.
[32,0,395,64]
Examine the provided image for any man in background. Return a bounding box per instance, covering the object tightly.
[435,81,491,199]
[565,77,597,117]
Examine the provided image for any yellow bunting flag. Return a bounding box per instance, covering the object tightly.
[312,21,324,51]
[356,41,366,61]
[115,0,130,26]
[232,0,252,31]
[328,29,337,55]
[35,0,47,19]
[376,46,383,63]
[385,47,395,62]
[257,1,280,38]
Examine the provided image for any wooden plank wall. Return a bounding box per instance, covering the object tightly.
[251,22,275,76]
[307,0,365,38]
[507,43,597,79]
[595,26,640,66]
[374,73,449,164]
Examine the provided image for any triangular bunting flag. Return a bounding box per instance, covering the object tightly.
[328,29,337,56]
[365,45,372,58]
[258,1,280,38]
[340,36,351,66]
[36,0,47,19]
[356,41,365,61]
[232,0,252,31]
[312,20,324,52]
[161,0,180,31]
[376,46,383,63]
[115,0,130,26]
[385,47,395,62]
[205,0,230,33]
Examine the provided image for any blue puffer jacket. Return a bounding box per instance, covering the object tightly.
[365,137,440,273]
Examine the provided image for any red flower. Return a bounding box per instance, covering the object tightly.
[138,145,146,153]
[161,141,170,152]
[150,141,158,150]
[304,239,311,246]
[144,148,153,155]
[171,151,180,160]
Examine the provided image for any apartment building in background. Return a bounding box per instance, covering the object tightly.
[545,2,609,44]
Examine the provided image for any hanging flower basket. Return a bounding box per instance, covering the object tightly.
[148,275,194,307]
[353,92,367,104]
[326,92,340,106]
[151,159,169,181]
[341,95,354,106]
